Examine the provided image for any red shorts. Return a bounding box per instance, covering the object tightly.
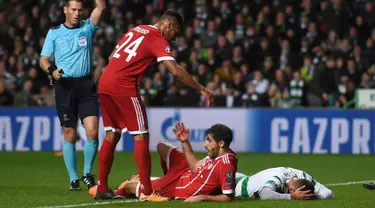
[151,148,189,198]
[99,93,148,134]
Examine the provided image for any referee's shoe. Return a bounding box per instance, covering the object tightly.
[70,180,81,191]
[82,173,97,189]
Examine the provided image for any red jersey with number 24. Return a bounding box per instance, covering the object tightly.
[98,25,174,97]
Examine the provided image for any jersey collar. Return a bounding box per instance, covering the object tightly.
[148,25,162,35]
[148,25,159,30]
[63,22,81,29]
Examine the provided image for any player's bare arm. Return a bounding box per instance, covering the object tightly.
[163,60,215,106]
[39,56,63,80]
[174,122,201,170]
[90,0,106,26]
[185,194,233,202]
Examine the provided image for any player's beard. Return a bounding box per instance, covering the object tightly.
[206,148,217,159]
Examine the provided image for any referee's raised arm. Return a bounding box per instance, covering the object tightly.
[90,0,106,26]
[38,0,107,191]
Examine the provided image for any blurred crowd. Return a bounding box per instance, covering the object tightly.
[0,0,375,108]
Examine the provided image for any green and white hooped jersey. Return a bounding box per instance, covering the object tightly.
[235,167,320,198]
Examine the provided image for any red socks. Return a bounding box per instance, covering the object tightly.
[97,139,152,195]
[134,139,152,195]
[97,139,117,193]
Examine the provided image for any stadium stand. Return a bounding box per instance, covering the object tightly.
[0,0,374,108]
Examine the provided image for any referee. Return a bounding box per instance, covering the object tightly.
[39,0,106,191]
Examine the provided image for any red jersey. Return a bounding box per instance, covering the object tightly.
[174,151,238,199]
[98,25,174,97]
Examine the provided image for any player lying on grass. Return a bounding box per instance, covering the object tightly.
[235,167,334,200]
[90,122,238,202]
[100,166,334,201]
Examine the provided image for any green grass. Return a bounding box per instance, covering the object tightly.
[1,152,375,208]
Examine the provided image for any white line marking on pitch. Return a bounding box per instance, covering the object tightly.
[39,199,138,208]
[326,180,373,186]
[39,180,374,208]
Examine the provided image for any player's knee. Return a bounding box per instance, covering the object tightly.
[86,128,98,139]
[63,128,77,142]
[157,141,168,152]
[157,141,173,158]
[105,131,121,142]
[133,133,149,141]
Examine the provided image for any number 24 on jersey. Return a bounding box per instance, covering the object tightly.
[113,32,144,62]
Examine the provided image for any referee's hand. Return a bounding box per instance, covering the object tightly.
[52,69,64,80]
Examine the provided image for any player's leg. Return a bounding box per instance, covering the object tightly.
[95,93,123,199]
[116,175,175,201]
[55,80,80,191]
[95,130,123,199]
[110,150,186,201]
[157,141,178,175]
[63,127,80,191]
[113,181,139,198]
[78,80,100,189]
[126,96,168,202]
[81,116,99,188]
[132,133,153,195]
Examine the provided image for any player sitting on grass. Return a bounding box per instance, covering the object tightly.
[90,122,238,202]
[235,167,334,200]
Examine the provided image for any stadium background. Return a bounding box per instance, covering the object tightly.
[1,0,375,109]
[1,0,375,207]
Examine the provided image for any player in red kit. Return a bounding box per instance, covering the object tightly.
[90,122,238,202]
[95,11,215,201]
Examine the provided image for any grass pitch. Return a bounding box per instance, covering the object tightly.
[1,152,375,208]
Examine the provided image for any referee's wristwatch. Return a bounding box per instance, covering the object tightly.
[47,65,57,76]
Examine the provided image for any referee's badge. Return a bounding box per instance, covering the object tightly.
[78,36,87,47]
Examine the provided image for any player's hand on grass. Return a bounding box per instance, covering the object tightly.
[291,186,315,200]
[184,195,204,202]
[200,88,215,107]
[174,122,190,143]
[53,69,64,80]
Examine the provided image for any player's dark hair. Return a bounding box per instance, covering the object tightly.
[160,10,184,30]
[295,179,315,194]
[206,124,233,148]
[64,0,84,6]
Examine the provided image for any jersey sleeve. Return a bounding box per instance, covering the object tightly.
[41,29,55,57]
[149,36,175,62]
[263,176,283,192]
[85,18,99,37]
[314,183,334,200]
[299,171,334,200]
[259,188,291,200]
[218,156,237,195]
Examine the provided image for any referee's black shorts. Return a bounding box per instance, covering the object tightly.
[54,76,99,128]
